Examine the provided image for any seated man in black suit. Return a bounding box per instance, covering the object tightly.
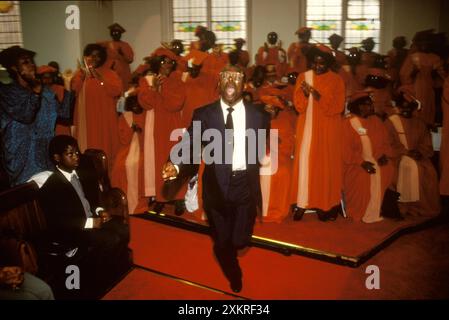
[163,64,270,293]
[38,135,128,291]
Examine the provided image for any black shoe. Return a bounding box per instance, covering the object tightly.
[317,210,329,222]
[153,202,165,214]
[292,206,305,221]
[327,206,339,221]
[230,278,242,293]
[174,200,185,216]
[148,196,156,207]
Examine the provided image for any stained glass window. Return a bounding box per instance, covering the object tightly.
[0,1,23,51]
[172,0,247,52]
[345,0,380,50]
[306,0,380,51]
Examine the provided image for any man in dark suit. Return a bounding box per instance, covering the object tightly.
[163,65,269,293]
[38,135,128,290]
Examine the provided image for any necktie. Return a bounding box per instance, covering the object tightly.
[225,107,235,164]
[226,107,234,130]
[70,174,93,218]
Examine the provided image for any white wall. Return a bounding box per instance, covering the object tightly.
[21,0,81,71]
[112,0,162,70]
[249,0,301,64]
[382,0,442,53]
[79,0,114,48]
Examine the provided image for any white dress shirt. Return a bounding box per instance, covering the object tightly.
[220,98,246,171]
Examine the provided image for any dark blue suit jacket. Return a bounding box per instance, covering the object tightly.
[174,100,269,210]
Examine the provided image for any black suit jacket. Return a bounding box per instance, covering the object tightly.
[38,157,101,243]
[175,100,269,210]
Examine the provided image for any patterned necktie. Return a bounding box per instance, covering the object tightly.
[70,174,93,218]
[226,107,234,130]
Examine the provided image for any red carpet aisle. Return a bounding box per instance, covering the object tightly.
[103,219,449,299]
[116,217,354,299]
[103,267,239,300]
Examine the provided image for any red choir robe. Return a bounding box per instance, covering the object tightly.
[180,71,219,130]
[202,50,229,75]
[332,49,348,69]
[360,52,378,68]
[342,114,395,223]
[111,111,149,214]
[237,50,250,69]
[100,40,134,90]
[291,70,345,211]
[259,97,296,223]
[386,114,440,216]
[243,82,262,104]
[137,72,186,202]
[400,52,443,126]
[338,64,369,100]
[256,45,288,77]
[367,86,394,117]
[71,65,122,171]
[387,48,409,86]
[287,42,311,74]
[441,77,449,195]
[49,84,72,136]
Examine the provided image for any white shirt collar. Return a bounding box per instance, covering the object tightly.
[220,98,244,113]
[56,166,78,182]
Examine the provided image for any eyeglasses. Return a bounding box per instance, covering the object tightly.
[219,71,244,82]
[161,59,176,65]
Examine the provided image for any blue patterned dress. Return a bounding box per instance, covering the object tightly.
[0,81,73,186]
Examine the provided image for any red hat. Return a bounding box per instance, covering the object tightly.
[295,27,312,35]
[37,65,57,75]
[315,44,333,55]
[349,90,373,104]
[152,47,177,61]
[367,68,389,79]
[108,23,126,33]
[185,49,209,66]
[346,47,361,54]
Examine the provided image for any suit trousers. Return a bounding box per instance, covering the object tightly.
[205,170,257,283]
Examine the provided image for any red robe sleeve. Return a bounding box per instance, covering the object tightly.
[101,69,123,98]
[70,69,84,95]
[120,42,134,64]
[377,117,394,158]
[342,118,364,165]
[117,114,134,146]
[293,73,308,114]
[318,74,345,116]
[138,74,185,113]
[415,119,434,158]
[385,118,407,158]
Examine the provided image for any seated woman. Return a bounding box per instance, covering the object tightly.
[342,91,396,223]
[0,237,54,300]
[0,266,54,300]
[385,86,440,217]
